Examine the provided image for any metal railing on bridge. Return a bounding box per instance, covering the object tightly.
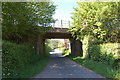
[51,20,71,28]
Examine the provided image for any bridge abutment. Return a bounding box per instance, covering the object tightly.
[36,27,83,56]
[70,38,83,56]
[36,34,45,54]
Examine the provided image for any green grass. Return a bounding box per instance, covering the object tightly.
[0,55,1,79]
[67,55,120,79]
[19,56,50,78]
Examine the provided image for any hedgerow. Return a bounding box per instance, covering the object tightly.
[88,43,120,68]
[2,41,50,78]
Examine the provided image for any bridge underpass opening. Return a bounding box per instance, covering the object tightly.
[37,27,83,56]
[45,39,71,57]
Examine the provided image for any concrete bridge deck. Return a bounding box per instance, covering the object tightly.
[36,20,83,56]
[41,28,71,39]
[36,22,82,56]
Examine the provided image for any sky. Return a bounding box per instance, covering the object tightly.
[51,0,79,42]
[52,0,78,21]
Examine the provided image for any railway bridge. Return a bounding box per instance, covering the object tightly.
[36,20,83,56]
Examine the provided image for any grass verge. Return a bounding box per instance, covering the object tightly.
[19,56,50,78]
[67,55,120,79]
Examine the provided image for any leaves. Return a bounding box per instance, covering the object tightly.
[2,2,56,44]
[69,2,120,42]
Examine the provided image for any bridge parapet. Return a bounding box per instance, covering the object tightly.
[51,20,71,28]
[48,28,70,33]
[39,27,70,33]
[37,21,83,56]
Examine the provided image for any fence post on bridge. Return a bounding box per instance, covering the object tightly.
[69,21,70,27]
[61,20,62,28]
[53,23,55,27]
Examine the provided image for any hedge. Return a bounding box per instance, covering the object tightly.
[2,41,50,78]
[88,43,120,68]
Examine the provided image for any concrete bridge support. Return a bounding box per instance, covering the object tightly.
[36,28,83,56]
[36,34,45,54]
[70,38,83,56]
[36,36,83,56]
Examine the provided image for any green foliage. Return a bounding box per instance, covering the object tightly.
[81,35,91,58]
[45,41,53,54]
[2,2,56,43]
[69,2,120,42]
[88,43,120,68]
[2,41,50,78]
[68,55,120,78]
[69,2,120,77]
[61,48,70,57]
[46,39,60,49]
[39,27,53,36]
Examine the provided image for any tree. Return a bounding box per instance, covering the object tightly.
[69,2,120,42]
[69,2,120,58]
[47,39,60,49]
[2,2,56,44]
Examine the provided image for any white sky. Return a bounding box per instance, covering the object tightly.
[52,0,78,21]
[51,39,64,42]
[51,0,78,41]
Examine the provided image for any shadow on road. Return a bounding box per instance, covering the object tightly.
[33,52,105,79]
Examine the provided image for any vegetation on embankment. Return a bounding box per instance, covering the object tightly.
[69,2,120,43]
[88,43,120,69]
[2,41,51,78]
[67,2,120,79]
[68,55,120,79]
[2,2,56,78]
[2,2,56,44]
[63,43,120,79]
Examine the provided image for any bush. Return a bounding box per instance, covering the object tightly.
[88,43,120,68]
[2,41,50,78]
[61,48,70,57]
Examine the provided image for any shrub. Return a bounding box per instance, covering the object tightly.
[2,41,50,78]
[88,43,120,67]
[61,48,70,57]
